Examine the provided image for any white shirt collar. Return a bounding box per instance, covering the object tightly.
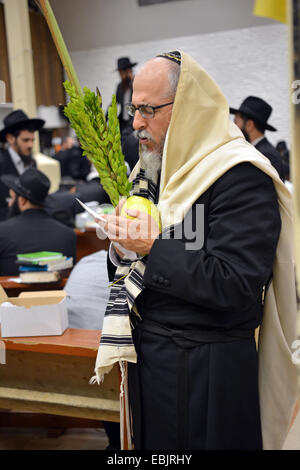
[251,136,265,147]
[8,146,25,175]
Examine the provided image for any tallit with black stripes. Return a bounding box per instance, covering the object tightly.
[90,167,158,381]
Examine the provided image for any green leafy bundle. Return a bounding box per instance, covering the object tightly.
[63,80,132,207]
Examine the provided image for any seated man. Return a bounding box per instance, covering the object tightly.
[42,168,110,229]
[65,250,110,329]
[75,165,110,206]
[45,188,79,228]
[53,136,91,181]
[0,167,76,275]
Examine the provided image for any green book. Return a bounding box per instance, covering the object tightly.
[16,251,64,265]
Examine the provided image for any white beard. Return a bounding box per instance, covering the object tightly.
[140,146,162,181]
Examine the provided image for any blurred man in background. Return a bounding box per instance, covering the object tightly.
[230,96,285,180]
[0,109,44,220]
[113,57,137,144]
[53,135,91,182]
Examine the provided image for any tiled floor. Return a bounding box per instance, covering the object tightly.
[0,427,109,450]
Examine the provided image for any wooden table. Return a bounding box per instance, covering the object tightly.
[0,328,120,423]
[74,227,109,261]
[0,276,68,297]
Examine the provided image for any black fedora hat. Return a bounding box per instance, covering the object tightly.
[230,96,277,132]
[115,57,137,71]
[0,109,45,143]
[1,167,50,206]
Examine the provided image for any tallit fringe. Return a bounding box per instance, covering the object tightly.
[89,361,133,450]
[119,360,126,398]
[89,364,114,385]
[89,375,103,385]
[119,361,133,450]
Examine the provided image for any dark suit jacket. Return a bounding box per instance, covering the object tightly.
[255,137,284,180]
[76,178,110,206]
[0,208,77,275]
[45,191,79,227]
[53,147,91,180]
[0,149,36,221]
[44,181,110,228]
[108,163,281,450]
[122,132,139,172]
[116,81,133,123]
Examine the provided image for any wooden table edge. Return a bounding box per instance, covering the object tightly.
[0,327,101,357]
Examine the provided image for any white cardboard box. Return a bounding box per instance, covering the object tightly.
[0,285,68,338]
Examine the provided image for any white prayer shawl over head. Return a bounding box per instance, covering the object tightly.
[92,51,299,450]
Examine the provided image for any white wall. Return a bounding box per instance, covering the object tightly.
[69,23,289,147]
[51,0,274,50]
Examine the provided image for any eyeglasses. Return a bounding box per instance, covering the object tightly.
[125,101,174,119]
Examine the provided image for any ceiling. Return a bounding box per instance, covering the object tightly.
[49,0,275,51]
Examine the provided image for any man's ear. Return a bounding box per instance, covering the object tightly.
[17,196,27,210]
[245,119,255,132]
[6,133,15,145]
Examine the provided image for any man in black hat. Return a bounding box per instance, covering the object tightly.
[230,96,285,180]
[113,57,137,142]
[0,109,45,220]
[0,167,76,275]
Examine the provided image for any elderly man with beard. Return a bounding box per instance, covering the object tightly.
[92,51,298,451]
[0,109,44,221]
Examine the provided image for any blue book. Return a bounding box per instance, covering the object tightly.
[19,265,48,272]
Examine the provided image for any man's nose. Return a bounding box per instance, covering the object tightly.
[133,110,146,130]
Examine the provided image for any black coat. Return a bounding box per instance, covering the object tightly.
[45,191,79,227]
[0,149,36,221]
[53,147,91,180]
[122,132,139,172]
[45,181,111,228]
[108,163,281,450]
[0,208,77,275]
[255,137,285,180]
[115,82,134,144]
[76,178,110,206]
[116,81,133,124]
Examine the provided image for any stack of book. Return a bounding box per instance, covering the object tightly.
[16,251,73,283]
